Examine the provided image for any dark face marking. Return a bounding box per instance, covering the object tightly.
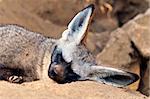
[48,45,80,84]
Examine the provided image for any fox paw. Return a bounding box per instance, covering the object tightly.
[8,75,23,83]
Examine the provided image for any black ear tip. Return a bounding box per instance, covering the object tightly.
[129,72,139,83]
[87,4,95,10]
[133,73,139,82]
[84,4,95,13]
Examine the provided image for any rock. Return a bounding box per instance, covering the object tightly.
[96,28,133,68]
[26,0,84,26]
[0,0,65,38]
[89,0,149,32]
[0,0,148,36]
[96,8,150,67]
[86,31,110,55]
[126,9,150,57]
[112,0,149,26]
[96,8,150,95]
[19,0,149,33]
[0,80,147,99]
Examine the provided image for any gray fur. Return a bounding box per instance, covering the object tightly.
[0,24,55,82]
[48,4,139,87]
[0,4,139,87]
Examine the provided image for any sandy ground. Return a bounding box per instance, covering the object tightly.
[0,80,147,99]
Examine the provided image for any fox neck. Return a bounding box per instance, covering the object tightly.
[40,38,56,80]
[71,45,97,78]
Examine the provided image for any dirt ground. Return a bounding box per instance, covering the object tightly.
[0,80,147,99]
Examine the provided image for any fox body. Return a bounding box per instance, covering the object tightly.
[0,25,55,82]
[0,4,139,87]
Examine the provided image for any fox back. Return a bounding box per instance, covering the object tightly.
[0,24,55,82]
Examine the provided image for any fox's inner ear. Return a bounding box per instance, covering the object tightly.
[61,4,94,44]
[85,66,139,87]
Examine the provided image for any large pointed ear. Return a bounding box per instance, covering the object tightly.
[61,4,94,44]
[85,66,139,87]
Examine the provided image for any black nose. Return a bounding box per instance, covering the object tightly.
[48,69,57,78]
[48,67,66,84]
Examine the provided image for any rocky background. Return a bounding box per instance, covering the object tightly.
[0,0,149,98]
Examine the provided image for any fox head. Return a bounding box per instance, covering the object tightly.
[48,4,139,87]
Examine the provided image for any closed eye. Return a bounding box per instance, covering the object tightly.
[51,46,60,63]
[51,52,62,64]
[53,53,63,63]
[51,46,69,64]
